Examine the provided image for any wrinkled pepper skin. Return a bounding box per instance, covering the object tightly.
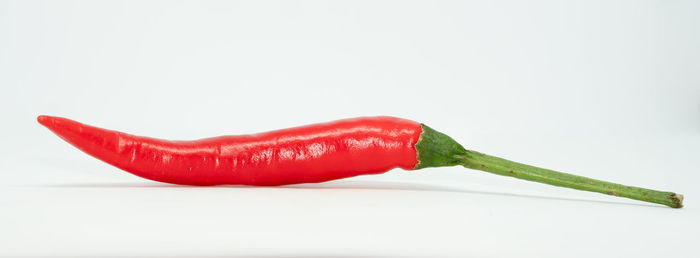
[38,116,421,186]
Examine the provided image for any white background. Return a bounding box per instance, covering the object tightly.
[1,0,699,257]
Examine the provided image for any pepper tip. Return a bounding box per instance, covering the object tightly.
[37,115,52,127]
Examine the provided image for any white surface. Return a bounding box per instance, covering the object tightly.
[1,1,699,257]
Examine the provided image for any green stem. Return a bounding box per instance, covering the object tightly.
[415,124,684,208]
[459,150,683,208]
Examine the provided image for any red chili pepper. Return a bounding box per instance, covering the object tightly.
[37,115,684,208]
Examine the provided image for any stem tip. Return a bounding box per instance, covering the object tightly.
[670,194,684,208]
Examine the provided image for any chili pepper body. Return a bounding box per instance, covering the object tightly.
[37,115,421,186]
